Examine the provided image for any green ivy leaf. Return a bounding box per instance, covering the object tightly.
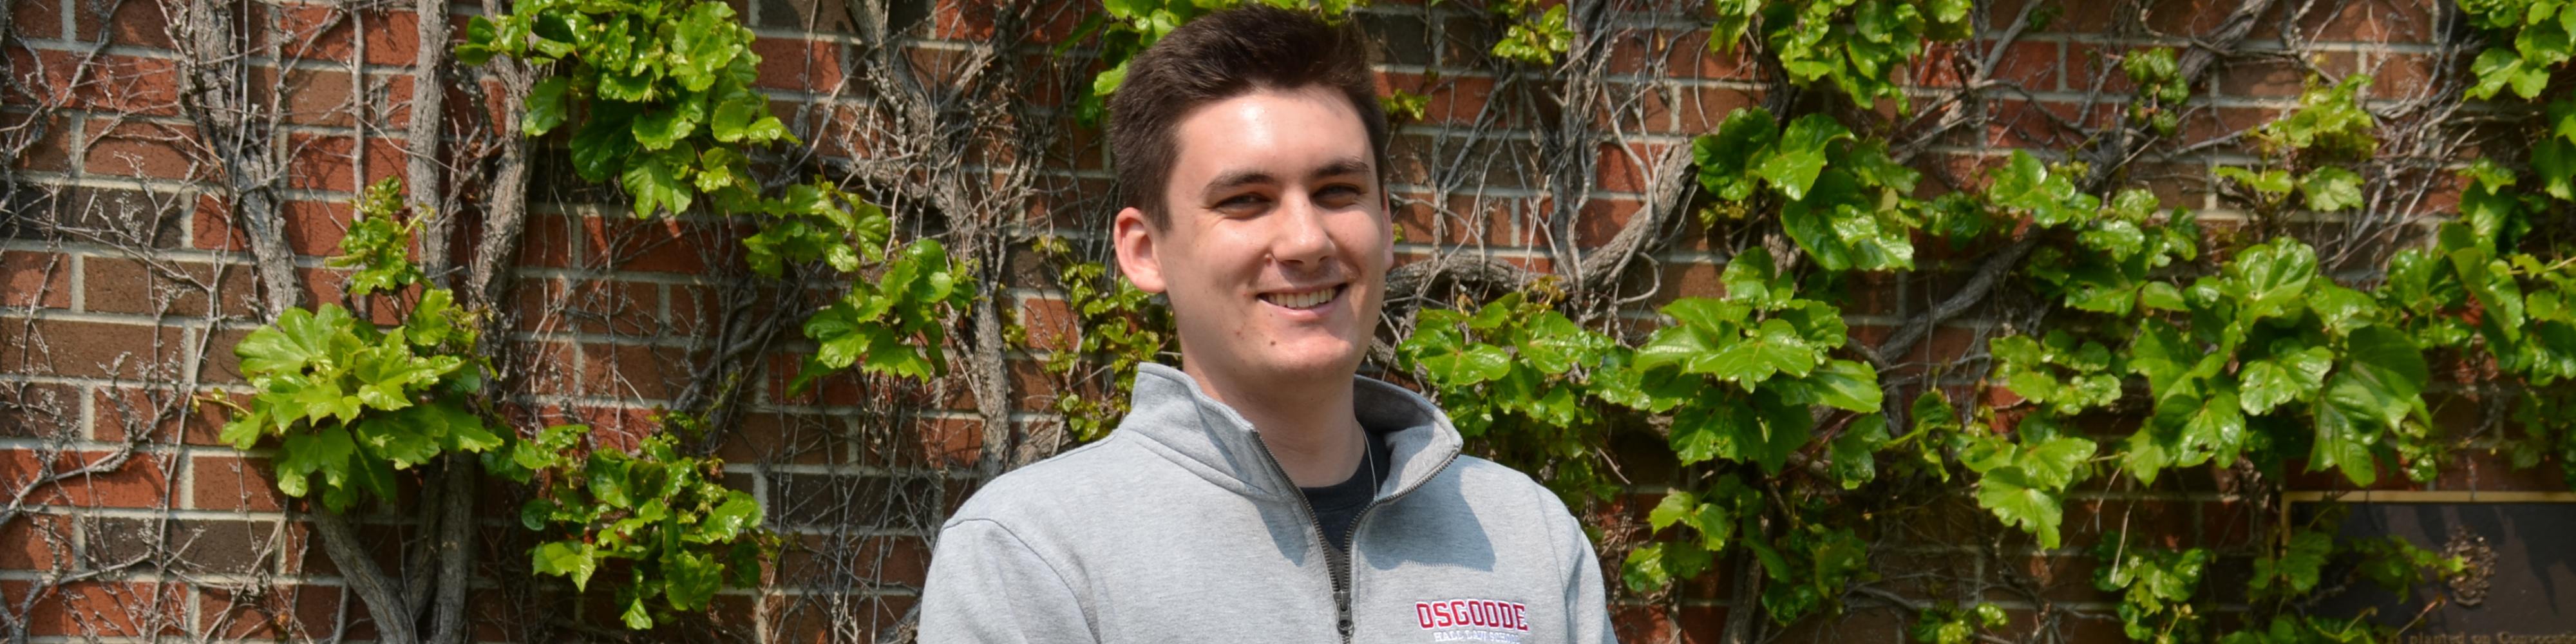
[1797,359,1884,412]
[623,148,697,218]
[1701,318,1820,384]
[1829,414,1888,489]
[352,408,445,469]
[1756,114,1853,200]
[662,549,724,610]
[1520,312,1608,374]
[1987,151,2099,227]
[670,3,743,92]
[1421,343,1513,385]
[1669,398,1759,466]
[2240,344,2333,414]
[237,306,355,377]
[1976,467,2067,548]
[533,541,600,590]
[524,76,573,136]
[2215,166,2294,197]
[570,105,643,183]
[2299,166,2364,211]
[1695,108,1779,201]
[622,597,655,630]
[1647,490,1698,531]
[276,424,357,502]
[2228,238,2319,323]
[2334,324,2430,428]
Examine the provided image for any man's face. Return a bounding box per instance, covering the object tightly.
[1113,85,1392,392]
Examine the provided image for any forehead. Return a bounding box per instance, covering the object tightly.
[1166,85,1374,184]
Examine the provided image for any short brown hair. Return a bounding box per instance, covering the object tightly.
[1108,5,1388,228]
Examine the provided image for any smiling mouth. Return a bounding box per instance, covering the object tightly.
[1260,285,1343,310]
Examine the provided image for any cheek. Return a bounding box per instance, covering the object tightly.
[1332,218,1393,263]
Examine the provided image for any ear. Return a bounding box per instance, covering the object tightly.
[1113,207,1168,294]
[1377,193,1396,266]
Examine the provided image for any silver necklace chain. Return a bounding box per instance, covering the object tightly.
[1362,431,1378,493]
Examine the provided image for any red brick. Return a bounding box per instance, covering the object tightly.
[280,198,354,256]
[1987,99,2087,149]
[2217,57,2308,100]
[0,513,65,569]
[10,580,188,637]
[2063,498,2197,549]
[1575,198,1643,249]
[929,0,995,41]
[1990,40,2061,92]
[1663,260,1721,300]
[1672,85,1756,135]
[284,133,397,193]
[71,0,171,46]
[2306,0,2435,43]
[1,251,71,308]
[82,256,189,315]
[90,386,223,444]
[82,120,195,180]
[9,111,75,173]
[367,70,424,131]
[2371,52,2439,98]
[750,37,846,91]
[598,216,714,274]
[1610,605,1673,644]
[569,278,665,336]
[196,584,343,639]
[0,317,185,379]
[715,412,831,466]
[1674,605,1727,644]
[0,449,173,508]
[577,341,689,400]
[12,0,59,39]
[190,454,285,512]
[69,54,182,115]
[1018,295,1077,352]
[362,10,424,66]
[560,405,659,450]
[191,194,242,251]
[2146,0,2257,34]
[1421,75,1500,124]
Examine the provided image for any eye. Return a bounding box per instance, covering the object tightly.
[1314,184,1366,209]
[1213,192,1272,216]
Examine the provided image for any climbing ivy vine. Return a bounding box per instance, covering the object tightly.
[225,0,2576,639]
[1029,2,2549,642]
[214,180,498,513]
[210,180,784,631]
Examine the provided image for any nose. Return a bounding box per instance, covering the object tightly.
[1269,193,1336,267]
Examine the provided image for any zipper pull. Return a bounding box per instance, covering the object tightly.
[1335,589,1353,637]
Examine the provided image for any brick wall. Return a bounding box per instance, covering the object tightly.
[0,0,2544,642]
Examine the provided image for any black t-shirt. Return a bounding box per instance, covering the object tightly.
[1300,428,1394,553]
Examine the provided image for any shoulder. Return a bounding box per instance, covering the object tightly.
[1396,455,1583,545]
[947,435,1150,525]
[1443,455,1574,517]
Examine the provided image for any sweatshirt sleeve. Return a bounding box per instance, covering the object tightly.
[917,518,1097,644]
[1557,504,1618,644]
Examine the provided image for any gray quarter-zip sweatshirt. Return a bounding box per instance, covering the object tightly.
[918,363,1616,644]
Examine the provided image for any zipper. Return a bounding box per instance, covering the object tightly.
[1252,437,1461,644]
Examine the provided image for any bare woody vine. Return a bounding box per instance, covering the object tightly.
[0,0,2561,642]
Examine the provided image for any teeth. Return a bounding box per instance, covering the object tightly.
[1265,287,1336,310]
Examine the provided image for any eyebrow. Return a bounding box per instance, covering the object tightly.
[1198,156,1377,202]
[1310,156,1372,182]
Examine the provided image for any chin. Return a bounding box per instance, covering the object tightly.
[1255,338,1365,380]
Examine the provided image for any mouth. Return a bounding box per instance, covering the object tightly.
[1259,285,1345,311]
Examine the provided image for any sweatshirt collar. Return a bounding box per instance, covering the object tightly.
[1117,363,1464,502]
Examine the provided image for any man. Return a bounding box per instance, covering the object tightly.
[916,6,1615,643]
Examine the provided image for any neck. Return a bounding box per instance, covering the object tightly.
[1182,361,1366,488]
